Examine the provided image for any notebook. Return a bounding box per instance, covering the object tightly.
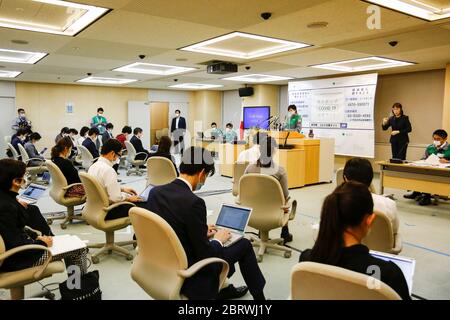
[139,184,154,202]
[49,235,87,256]
[370,250,416,295]
[18,183,46,204]
[215,204,252,247]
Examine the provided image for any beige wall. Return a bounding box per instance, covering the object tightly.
[189,90,222,133]
[241,84,279,117]
[443,64,450,134]
[16,82,148,149]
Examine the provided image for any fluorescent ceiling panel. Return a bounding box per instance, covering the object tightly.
[0,0,109,36]
[0,70,22,78]
[364,0,450,21]
[222,74,293,83]
[169,83,223,89]
[0,48,47,64]
[114,62,196,75]
[180,32,311,59]
[310,57,414,72]
[76,76,137,85]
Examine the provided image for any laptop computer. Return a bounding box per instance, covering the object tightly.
[18,183,47,204]
[215,204,252,247]
[370,250,416,295]
[139,184,154,202]
[41,171,51,183]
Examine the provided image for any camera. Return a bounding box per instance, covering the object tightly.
[261,12,272,20]
[245,66,251,70]
[138,54,146,59]
[87,72,92,76]
[174,79,178,82]
[389,41,398,47]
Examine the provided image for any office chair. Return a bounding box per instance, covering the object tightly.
[124,141,147,176]
[79,172,136,264]
[237,174,294,262]
[362,211,402,255]
[291,262,401,300]
[129,207,229,300]
[0,235,65,300]
[17,144,47,184]
[7,143,20,160]
[77,145,98,171]
[146,156,177,187]
[232,161,249,197]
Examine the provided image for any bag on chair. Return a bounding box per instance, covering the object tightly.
[59,270,102,300]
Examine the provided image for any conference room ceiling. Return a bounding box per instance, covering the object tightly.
[0,0,449,90]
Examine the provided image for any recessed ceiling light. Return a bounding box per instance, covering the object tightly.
[307,21,329,29]
[76,76,137,85]
[0,70,22,78]
[0,0,110,36]
[180,32,311,59]
[0,48,47,64]
[169,83,224,90]
[222,74,293,83]
[310,57,414,72]
[113,62,196,75]
[11,39,29,45]
[364,0,450,21]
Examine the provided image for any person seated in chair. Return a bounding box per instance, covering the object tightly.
[342,157,399,237]
[82,127,100,159]
[223,123,238,143]
[116,126,132,150]
[404,129,450,205]
[148,135,179,176]
[299,182,411,300]
[238,132,266,164]
[142,147,266,300]
[24,132,45,167]
[244,136,295,243]
[51,137,85,198]
[101,123,115,145]
[130,127,150,161]
[55,127,70,144]
[11,128,27,155]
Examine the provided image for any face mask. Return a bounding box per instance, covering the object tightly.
[433,140,441,147]
[176,114,180,118]
[20,136,26,141]
[290,111,295,115]
[19,114,25,119]
[226,128,231,133]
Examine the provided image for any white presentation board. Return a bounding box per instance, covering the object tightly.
[288,73,378,158]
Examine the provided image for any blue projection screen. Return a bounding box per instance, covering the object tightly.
[243,106,270,129]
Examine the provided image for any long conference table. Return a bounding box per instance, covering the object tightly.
[377,161,450,197]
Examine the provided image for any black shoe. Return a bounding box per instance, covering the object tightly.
[419,195,432,206]
[404,191,421,200]
[281,226,293,244]
[217,285,248,300]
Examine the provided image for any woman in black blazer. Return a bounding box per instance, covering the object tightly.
[0,159,54,273]
[299,182,411,300]
[382,103,412,160]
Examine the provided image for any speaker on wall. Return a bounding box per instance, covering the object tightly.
[238,87,254,97]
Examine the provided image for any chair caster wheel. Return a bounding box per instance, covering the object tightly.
[126,254,134,261]
[108,250,112,254]
[256,256,263,263]
[61,224,67,230]
[133,243,137,249]
[47,219,53,225]
[126,172,130,176]
[92,256,100,264]
[44,292,55,300]
[284,251,292,258]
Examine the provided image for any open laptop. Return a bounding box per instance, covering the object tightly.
[41,171,51,183]
[18,183,47,204]
[370,250,416,295]
[215,204,252,247]
[138,184,154,202]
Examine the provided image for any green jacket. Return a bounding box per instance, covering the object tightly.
[91,115,107,134]
[424,142,450,160]
[288,114,302,131]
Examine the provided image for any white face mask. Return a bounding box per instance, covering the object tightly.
[226,128,231,133]
[290,111,295,115]
[19,113,26,119]
[175,113,180,118]
[433,140,442,147]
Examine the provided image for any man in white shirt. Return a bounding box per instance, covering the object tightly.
[237,132,266,164]
[343,158,399,235]
[88,139,143,220]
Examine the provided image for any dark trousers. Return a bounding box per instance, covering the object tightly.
[173,131,185,155]
[391,140,408,160]
[25,205,54,236]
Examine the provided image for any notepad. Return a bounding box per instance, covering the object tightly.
[49,235,87,256]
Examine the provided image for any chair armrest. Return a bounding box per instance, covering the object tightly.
[25,158,46,166]
[177,257,229,280]
[104,201,136,212]
[24,226,42,237]
[0,244,53,279]
[391,233,403,254]
[134,152,149,162]
[62,182,84,191]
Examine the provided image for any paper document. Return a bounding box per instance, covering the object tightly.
[425,154,440,165]
[49,235,87,256]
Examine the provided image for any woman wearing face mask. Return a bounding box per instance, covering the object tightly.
[299,181,411,300]
[51,137,85,198]
[286,105,302,132]
[382,103,412,160]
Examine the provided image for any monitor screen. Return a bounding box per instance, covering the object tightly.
[243,106,270,130]
[21,185,46,200]
[216,205,251,232]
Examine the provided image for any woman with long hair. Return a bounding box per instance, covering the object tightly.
[148,135,179,176]
[382,103,412,160]
[300,182,410,299]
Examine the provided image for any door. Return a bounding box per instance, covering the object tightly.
[0,97,16,157]
[150,102,169,145]
[128,101,150,149]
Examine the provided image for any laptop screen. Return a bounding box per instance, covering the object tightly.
[21,184,46,200]
[370,250,416,295]
[216,205,252,232]
[139,184,154,202]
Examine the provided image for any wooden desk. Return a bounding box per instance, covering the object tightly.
[219,143,248,177]
[274,148,306,188]
[195,138,220,154]
[377,161,450,196]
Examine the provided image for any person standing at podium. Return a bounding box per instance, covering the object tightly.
[382,103,412,160]
[286,105,302,132]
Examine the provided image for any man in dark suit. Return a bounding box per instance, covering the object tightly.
[101,123,114,145]
[170,109,186,155]
[130,127,150,161]
[143,147,266,300]
[82,127,100,158]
